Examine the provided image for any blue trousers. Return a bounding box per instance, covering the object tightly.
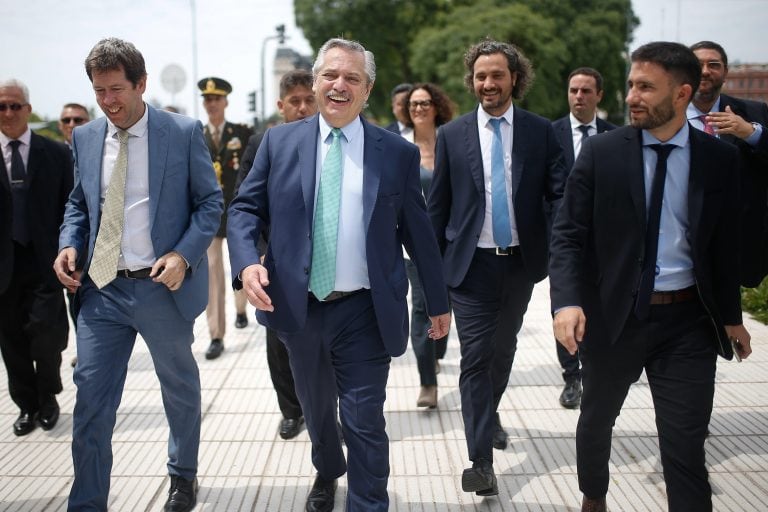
[280,291,391,512]
[68,277,200,511]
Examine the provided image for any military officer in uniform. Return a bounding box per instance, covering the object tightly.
[198,77,254,359]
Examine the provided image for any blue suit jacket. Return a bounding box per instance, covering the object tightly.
[228,114,449,357]
[59,105,223,321]
[428,107,567,288]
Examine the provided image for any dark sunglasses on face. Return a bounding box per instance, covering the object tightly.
[0,103,27,112]
[61,117,86,125]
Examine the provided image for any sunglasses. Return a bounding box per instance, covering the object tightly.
[408,100,433,110]
[0,103,28,112]
[61,117,86,125]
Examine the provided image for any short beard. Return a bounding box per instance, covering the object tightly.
[629,95,675,130]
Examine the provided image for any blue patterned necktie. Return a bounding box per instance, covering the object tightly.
[310,128,343,300]
[489,118,512,248]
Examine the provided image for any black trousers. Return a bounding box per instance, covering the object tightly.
[0,243,68,412]
[266,327,302,420]
[556,339,581,381]
[451,249,535,462]
[577,300,717,512]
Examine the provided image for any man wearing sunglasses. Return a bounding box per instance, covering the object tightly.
[58,104,90,147]
[0,79,73,437]
[687,41,768,289]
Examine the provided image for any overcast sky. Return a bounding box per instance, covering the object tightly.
[3,0,766,126]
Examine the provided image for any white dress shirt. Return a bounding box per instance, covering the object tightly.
[101,105,156,270]
[569,113,597,160]
[476,104,518,248]
[314,115,370,292]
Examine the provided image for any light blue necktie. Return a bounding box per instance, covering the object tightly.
[310,128,343,300]
[489,118,512,248]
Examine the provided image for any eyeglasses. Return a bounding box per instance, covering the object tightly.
[701,60,724,71]
[0,103,28,112]
[61,117,86,125]
[408,99,433,110]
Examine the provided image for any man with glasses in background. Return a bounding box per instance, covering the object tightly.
[59,103,90,147]
[0,79,73,436]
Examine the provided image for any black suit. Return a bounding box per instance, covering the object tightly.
[550,125,742,510]
[0,131,72,413]
[429,106,566,463]
[235,130,302,422]
[550,116,617,382]
[383,121,400,134]
[712,94,768,286]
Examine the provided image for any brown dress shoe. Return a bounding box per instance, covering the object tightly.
[581,495,607,512]
[416,385,437,408]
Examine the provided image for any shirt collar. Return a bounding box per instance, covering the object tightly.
[642,122,690,148]
[686,96,722,120]
[0,126,32,148]
[318,114,362,144]
[569,112,597,130]
[106,103,149,139]
[478,103,514,128]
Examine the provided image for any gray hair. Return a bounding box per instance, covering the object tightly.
[312,38,376,84]
[0,78,30,103]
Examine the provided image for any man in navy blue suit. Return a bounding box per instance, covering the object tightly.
[228,38,450,512]
[428,38,566,496]
[54,38,223,512]
[550,67,616,409]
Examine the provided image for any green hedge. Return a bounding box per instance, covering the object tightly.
[742,280,768,324]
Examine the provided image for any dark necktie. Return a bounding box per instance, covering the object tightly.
[9,140,30,245]
[634,143,675,320]
[578,124,591,141]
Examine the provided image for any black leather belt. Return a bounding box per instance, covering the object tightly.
[649,286,697,305]
[478,246,520,256]
[116,268,153,279]
[309,289,365,302]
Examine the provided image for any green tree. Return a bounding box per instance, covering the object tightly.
[295,0,636,121]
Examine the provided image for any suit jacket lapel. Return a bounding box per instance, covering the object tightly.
[511,108,527,197]
[464,111,485,194]
[299,115,320,229]
[625,128,646,229]
[362,116,383,233]
[557,121,575,169]
[25,133,43,185]
[82,120,107,224]
[0,149,9,193]
[147,106,169,225]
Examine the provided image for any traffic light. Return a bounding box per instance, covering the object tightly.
[276,24,286,44]
[247,91,256,113]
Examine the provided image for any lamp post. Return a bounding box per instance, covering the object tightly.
[190,0,199,118]
[260,24,287,126]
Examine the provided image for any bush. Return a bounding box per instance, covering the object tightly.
[742,280,768,324]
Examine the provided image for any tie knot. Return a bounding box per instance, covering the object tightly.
[330,128,342,140]
[117,129,130,144]
[649,143,675,161]
[489,117,505,130]
[578,125,591,136]
[9,140,21,150]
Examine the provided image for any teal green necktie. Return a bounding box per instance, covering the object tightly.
[310,128,343,300]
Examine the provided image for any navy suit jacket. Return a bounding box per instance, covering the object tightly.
[228,114,449,357]
[551,116,617,171]
[428,107,567,288]
[59,105,224,321]
[0,132,73,293]
[549,125,743,358]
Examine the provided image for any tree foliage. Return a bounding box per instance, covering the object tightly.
[295,0,637,123]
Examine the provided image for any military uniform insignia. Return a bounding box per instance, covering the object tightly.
[213,160,223,186]
[226,137,242,151]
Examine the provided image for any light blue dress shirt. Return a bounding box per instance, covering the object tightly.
[687,98,763,146]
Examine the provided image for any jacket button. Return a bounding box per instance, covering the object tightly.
[303,267,309,274]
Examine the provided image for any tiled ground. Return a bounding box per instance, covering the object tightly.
[1,273,767,511]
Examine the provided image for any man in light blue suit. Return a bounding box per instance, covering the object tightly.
[228,38,450,512]
[53,38,222,512]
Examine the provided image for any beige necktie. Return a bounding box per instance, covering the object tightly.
[89,129,130,289]
[211,126,221,152]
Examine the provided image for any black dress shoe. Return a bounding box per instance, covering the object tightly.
[205,339,224,360]
[581,495,607,512]
[279,416,304,440]
[492,412,508,450]
[462,458,497,496]
[306,474,337,512]
[235,313,248,329]
[13,411,37,436]
[39,396,60,431]
[164,475,198,512]
[559,378,583,409]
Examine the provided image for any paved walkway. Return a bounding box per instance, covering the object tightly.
[1,277,768,511]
